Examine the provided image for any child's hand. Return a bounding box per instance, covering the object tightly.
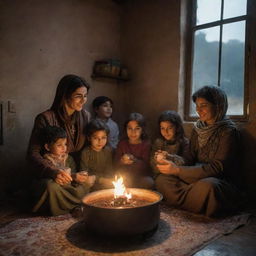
[55,169,72,185]
[74,172,96,187]
[121,154,135,165]
[154,150,168,163]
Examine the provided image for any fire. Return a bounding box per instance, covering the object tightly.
[112,176,132,200]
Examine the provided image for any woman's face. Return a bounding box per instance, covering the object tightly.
[195,97,216,125]
[160,121,176,141]
[89,130,108,152]
[65,86,88,115]
[127,120,142,144]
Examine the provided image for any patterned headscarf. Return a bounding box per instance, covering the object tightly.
[193,86,236,158]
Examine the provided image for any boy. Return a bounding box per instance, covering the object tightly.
[92,96,119,149]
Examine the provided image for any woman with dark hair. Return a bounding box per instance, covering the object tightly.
[27,74,92,215]
[155,86,241,217]
[114,113,154,189]
[151,110,191,175]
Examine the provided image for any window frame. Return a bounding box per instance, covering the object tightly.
[184,0,250,122]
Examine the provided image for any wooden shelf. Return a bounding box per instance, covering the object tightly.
[91,73,130,81]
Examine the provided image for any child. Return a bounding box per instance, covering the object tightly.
[114,113,154,189]
[92,96,119,149]
[32,126,95,216]
[80,119,114,190]
[151,110,191,176]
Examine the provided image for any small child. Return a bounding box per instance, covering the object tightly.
[32,126,95,215]
[92,96,119,149]
[114,113,154,189]
[151,110,191,176]
[80,119,114,190]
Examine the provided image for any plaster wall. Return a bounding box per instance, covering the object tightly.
[120,0,181,137]
[120,0,256,200]
[0,0,121,192]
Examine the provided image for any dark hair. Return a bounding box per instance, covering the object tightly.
[192,85,228,121]
[51,74,90,111]
[40,126,67,146]
[92,96,113,109]
[158,110,185,142]
[86,119,110,139]
[124,112,147,140]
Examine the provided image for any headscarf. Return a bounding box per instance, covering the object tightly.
[193,86,236,158]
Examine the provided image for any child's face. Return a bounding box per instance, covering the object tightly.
[160,121,176,141]
[127,120,142,144]
[89,130,108,152]
[45,138,67,156]
[95,101,112,119]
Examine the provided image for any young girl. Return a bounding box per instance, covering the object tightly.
[114,113,154,189]
[80,119,114,190]
[151,110,191,176]
[32,126,95,216]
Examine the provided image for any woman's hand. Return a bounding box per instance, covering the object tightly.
[156,159,180,176]
[55,169,73,185]
[121,154,136,165]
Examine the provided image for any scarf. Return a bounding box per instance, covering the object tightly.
[194,86,236,158]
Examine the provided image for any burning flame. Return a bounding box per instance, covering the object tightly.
[112,176,132,200]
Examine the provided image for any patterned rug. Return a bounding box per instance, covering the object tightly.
[0,206,250,256]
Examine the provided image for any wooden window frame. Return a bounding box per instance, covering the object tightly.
[184,0,250,122]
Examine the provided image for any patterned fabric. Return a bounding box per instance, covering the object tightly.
[0,207,250,256]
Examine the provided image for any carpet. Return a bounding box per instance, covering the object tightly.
[0,206,249,256]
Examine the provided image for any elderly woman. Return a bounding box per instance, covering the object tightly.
[27,74,91,215]
[155,86,240,217]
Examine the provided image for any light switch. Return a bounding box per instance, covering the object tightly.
[8,101,16,113]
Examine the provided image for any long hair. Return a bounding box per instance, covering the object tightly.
[51,74,90,112]
[124,112,147,140]
[158,110,185,142]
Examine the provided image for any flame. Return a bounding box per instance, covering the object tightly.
[112,175,132,199]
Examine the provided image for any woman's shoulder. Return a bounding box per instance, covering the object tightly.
[35,109,56,121]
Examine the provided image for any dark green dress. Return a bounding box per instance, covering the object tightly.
[80,146,113,190]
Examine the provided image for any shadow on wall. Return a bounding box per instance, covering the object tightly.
[240,128,256,203]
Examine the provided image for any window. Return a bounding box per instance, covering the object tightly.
[184,0,249,120]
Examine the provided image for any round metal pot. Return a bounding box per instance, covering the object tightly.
[82,188,162,236]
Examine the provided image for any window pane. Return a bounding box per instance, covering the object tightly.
[223,0,247,19]
[220,21,246,115]
[196,0,221,25]
[190,27,220,115]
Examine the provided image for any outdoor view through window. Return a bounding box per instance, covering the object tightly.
[189,0,247,116]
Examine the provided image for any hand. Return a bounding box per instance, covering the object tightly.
[73,171,89,184]
[55,169,73,185]
[121,154,135,165]
[156,159,180,176]
[154,150,168,163]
